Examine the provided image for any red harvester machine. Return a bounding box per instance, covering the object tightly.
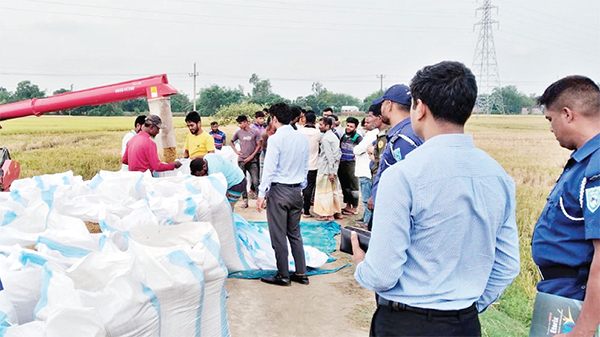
[0,74,179,191]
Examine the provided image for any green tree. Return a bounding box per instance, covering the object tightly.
[52,88,70,95]
[9,81,45,102]
[490,86,537,114]
[248,74,289,106]
[0,87,10,104]
[328,93,361,110]
[213,102,266,125]
[170,93,192,113]
[121,98,148,113]
[197,85,245,116]
[361,90,384,111]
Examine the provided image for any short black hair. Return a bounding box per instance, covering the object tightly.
[410,61,477,126]
[185,111,201,123]
[305,112,316,124]
[134,115,146,127]
[236,115,248,123]
[210,121,218,126]
[346,116,359,127]
[330,114,339,121]
[190,158,204,175]
[269,102,294,124]
[323,107,333,113]
[320,116,334,128]
[368,103,382,117]
[538,76,600,117]
[291,106,303,120]
[254,111,265,118]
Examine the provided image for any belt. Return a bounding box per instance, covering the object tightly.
[271,182,301,188]
[377,298,476,317]
[539,264,589,281]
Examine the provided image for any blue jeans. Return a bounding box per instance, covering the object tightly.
[359,177,372,223]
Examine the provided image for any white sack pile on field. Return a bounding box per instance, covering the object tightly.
[0,170,234,336]
[0,168,331,336]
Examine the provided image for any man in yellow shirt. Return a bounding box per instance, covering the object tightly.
[183,111,215,159]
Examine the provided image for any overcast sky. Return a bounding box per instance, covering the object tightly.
[0,0,598,101]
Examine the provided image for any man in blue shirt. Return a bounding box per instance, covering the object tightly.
[351,61,520,336]
[257,102,310,286]
[190,154,247,211]
[532,76,600,337]
[368,84,423,230]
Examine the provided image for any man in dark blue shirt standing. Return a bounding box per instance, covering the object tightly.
[533,76,600,336]
[368,84,423,230]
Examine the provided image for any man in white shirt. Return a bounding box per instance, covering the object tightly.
[353,117,377,225]
[121,115,146,171]
[298,112,322,217]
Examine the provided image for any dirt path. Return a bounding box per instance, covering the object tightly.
[226,199,375,337]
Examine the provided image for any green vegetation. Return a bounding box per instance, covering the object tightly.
[0,114,567,336]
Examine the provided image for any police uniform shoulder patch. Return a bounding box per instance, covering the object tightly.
[585,186,600,213]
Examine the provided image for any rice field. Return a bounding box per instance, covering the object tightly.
[0,114,570,336]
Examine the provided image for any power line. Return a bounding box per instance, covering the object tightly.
[9,0,473,33]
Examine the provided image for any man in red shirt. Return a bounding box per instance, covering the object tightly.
[122,115,182,173]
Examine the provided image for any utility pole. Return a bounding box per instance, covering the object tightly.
[376,74,386,92]
[473,0,505,115]
[189,62,199,112]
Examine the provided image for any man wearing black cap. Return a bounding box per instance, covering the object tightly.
[122,115,182,173]
[369,84,423,228]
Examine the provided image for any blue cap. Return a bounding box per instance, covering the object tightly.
[372,84,411,106]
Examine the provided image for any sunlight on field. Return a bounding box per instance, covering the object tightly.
[0,114,571,336]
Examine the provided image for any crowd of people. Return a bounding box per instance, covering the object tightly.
[120,60,599,337]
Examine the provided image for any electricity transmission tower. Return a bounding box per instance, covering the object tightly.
[473,0,506,115]
[376,74,386,92]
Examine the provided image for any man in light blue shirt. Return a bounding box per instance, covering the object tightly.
[257,102,310,286]
[190,154,247,211]
[351,61,520,336]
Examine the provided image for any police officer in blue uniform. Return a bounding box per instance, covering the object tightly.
[369,84,423,229]
[532,75,600,336]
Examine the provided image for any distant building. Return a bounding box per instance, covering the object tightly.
[341,106,359,113]
[521,107,543,115]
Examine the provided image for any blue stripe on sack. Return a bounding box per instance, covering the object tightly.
[1,211,16,227]
[184,197,197,220]
[19,251,48,266]
[185,182,201,195]
[41,185,57,211]
[167,250,205,337]
[135,174,144,192]
[0,311,9,327]
[99,220,131,243]
[10,190,25,207]
[141,283,162,337]
[88,174,104,190]
[37,237,91,259]
[34,266,53,318]
[231,213,252,271]
[98,235,106,250]
[219,282,229,337]
[34,176,45,190]
[62,176,70,185]
[207,176,226,196]
[202,232,228,275]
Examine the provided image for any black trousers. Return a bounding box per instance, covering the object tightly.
[338,161,359,207]
[370,304,481,337]
[302,170,318,215]
[238,158,260,199]
[266,184,307,277]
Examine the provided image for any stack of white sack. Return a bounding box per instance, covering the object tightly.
[0,170,232,336]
